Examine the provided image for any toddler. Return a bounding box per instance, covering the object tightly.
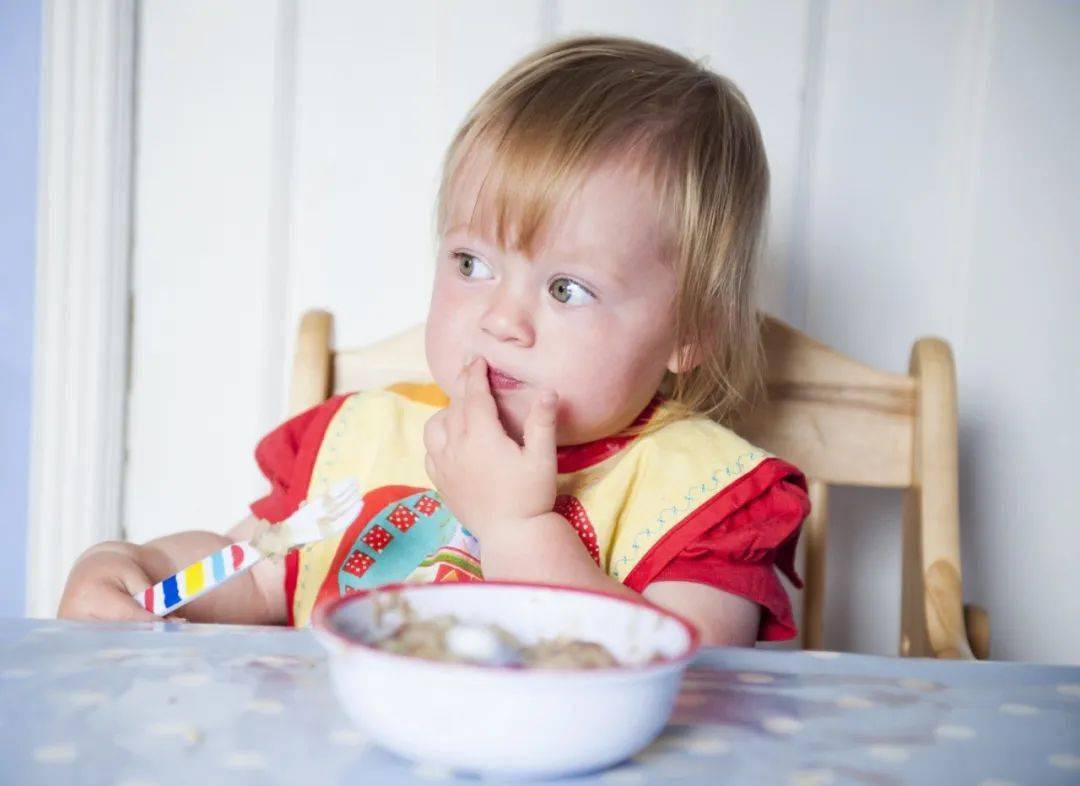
[60,35,809,646]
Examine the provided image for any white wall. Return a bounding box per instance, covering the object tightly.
[954,1,1080,664]
[125,0,1080,663]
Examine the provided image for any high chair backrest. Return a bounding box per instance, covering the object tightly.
[288,310,987,659]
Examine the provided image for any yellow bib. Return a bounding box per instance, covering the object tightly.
[289,384,768,627]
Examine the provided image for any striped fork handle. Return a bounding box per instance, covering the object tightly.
[137,540,264,616]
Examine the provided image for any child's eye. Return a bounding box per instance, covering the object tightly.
[454,252,494,280]
[549,277,594,306]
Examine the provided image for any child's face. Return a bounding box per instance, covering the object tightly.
[426,155,681,447]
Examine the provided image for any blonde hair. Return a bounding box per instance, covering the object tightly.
[436,35,769,436]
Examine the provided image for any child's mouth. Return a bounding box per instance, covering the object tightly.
[487,367,525,391]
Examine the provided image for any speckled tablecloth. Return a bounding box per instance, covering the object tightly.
[1,618,1077,785]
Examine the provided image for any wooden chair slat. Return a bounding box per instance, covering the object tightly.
[800,480,829,651]
[735,399,914,488]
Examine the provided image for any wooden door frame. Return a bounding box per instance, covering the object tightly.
[26,0,137,616]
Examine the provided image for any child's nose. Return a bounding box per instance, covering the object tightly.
[479,288,535,347]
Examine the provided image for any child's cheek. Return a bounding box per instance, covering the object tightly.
[425,292,464,390]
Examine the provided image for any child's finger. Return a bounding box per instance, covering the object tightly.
[446,362,471,439]
[464,357,500,433]
[455,359,473,434]
[451,356,473,401]
[523,390,559,466]
[424,452,442,488]
[101,590,163,623]
[423,411,448,455]
[101,573,169,622]
[124,608,163,623]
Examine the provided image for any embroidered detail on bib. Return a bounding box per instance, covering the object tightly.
[611,450,766,579]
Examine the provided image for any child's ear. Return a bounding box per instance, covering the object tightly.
[666,344,700,375]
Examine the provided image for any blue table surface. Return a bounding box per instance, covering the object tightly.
[0,618,1077,785]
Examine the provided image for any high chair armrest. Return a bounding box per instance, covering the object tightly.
[901,338,976,660]
[923,558,975,659]
[964,603,991,660]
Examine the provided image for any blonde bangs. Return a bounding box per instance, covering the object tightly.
[437,71,671,255]
[438,123,591,255]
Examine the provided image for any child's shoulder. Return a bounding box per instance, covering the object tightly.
[629,400,769,470]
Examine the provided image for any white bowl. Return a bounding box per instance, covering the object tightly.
[313,581,700,779]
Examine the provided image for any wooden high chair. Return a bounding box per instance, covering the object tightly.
[288,310,990,660]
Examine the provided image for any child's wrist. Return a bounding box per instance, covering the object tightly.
[478,514,641,602]
[480,512,563,553]
[480,512,593,582]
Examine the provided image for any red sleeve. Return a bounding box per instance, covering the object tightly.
[624,458,810,642]
[248,395,349,626]
[248,394,349,522]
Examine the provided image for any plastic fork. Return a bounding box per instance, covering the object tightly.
[135,477,363,617]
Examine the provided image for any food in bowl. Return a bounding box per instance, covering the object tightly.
[313,582,700,779]
[371,610,620,668]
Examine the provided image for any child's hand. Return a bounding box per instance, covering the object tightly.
[58,544,163,622]
[423,357,559,543]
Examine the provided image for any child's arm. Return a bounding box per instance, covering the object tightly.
[478,513,759,647]
[58,515,287,625]
[641,580,759,647]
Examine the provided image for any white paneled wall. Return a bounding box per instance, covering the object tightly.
[126,0,286,541]
[285,1,552,357]
[125,0,1080,663]
[954,1,1080,665]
